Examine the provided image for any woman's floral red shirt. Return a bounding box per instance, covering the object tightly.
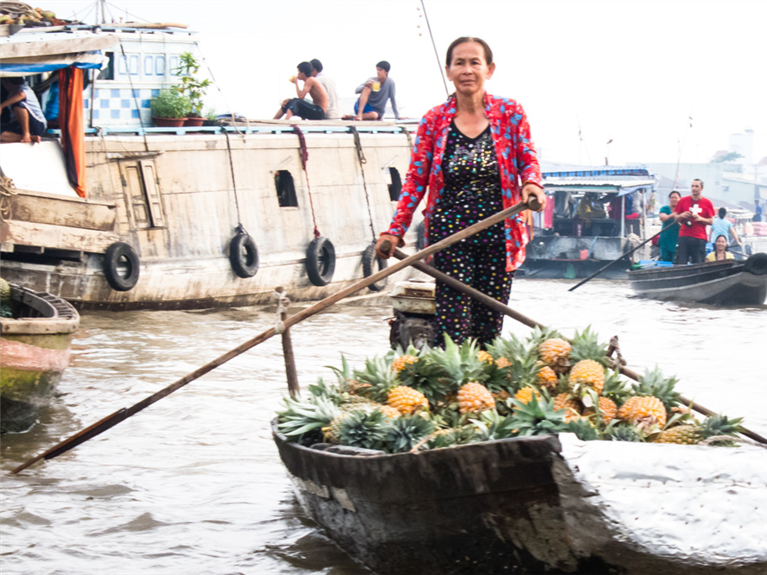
[385,92,543,272]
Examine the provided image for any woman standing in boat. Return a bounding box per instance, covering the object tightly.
[375,37,546,347]
[706,234,734,262]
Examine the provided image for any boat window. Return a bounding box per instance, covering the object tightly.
[275,170,298,207]
[96,52,115,81]
[144,56,153,76]
[155,56,166,76]
[387,167,402,201]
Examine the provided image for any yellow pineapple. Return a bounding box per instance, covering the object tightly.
[536,364,558,389]
[618,396,667,428]
[387,386,429,415]
[569,359,605,395]
[457,381,495,414]
[514,386,541,405]
[377,404,402,420]
[655,424,700,445]
[538,338,571,372]
[495,357,511,369]
[583,396,618,423]
[477,350,494,365]
[553,393,582,422]
[391,354,418,375]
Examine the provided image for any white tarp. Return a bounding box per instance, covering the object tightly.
[0,141,78,197]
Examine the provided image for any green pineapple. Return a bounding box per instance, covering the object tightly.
[385,415,436,453]
[336,409,389,450]
[506,394,570,437]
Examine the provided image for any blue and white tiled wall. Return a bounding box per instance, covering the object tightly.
[84,88,159,125]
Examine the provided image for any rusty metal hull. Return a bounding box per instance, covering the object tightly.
[273,427,767,575]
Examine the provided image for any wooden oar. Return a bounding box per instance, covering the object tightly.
[568,222,679,292]
[10,199,539,475]
[388,246,767,446]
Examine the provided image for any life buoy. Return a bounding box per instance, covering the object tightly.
[744,253,767,275]
[362,242,388,292]
[229,233,259,278]
[306,237,336,286]
[103,242,140,291]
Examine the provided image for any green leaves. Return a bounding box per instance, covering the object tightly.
[150,89,192,119]
[171,51,211,116]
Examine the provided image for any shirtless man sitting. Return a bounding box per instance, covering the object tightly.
[274,62,328,121]
[0,78,47,144]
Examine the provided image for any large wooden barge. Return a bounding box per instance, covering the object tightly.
[1,24,419,310]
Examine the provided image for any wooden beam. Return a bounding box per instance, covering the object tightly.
[0,220,119,253]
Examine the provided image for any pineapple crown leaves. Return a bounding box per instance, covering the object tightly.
[700,414,744,439]
[385,415,436,453]
[635,366,682,411]
[604,420,644,442]
[507,394,570,437]
[337,409,390,451]
[570,326,609,365]
[565,418,601,441]
[427,425,475,449]
[353,355,399,401]
[602,369,632,405]
[397,355,449,404]
[470,409,517,442]
[327,354,353,385]
[429,334,491,389]
[526,325,565,348]
[277,396,341,443]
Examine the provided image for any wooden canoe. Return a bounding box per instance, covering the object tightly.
[274,423,767,574]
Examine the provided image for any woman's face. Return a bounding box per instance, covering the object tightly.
[716,236,727,251]
[445,41,495,97]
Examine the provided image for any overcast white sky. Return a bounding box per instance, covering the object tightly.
[47,0,767,166]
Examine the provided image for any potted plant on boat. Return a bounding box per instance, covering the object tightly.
[173,52,211,127]
[150,89,191,128]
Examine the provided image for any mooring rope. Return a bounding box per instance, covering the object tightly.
[292,125,320,239]
[223,132,244,227]
[272,289,291,334]
[0,176,18,221]
[349,126,376,241]
[400,125,414,151]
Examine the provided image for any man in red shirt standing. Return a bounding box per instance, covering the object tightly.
[673,178,714,264]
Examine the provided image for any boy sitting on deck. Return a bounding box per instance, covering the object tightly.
[0,78,47,144]
[274,62,328,121]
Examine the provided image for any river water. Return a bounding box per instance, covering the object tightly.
[1,279,765,574]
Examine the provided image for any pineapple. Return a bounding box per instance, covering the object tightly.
[569,326,609,365]
[633,367,682,413]
[536,364,558,390]
[495,357,511,369]
[277,396,342,445]
[385,416,436,453]
[377,404,402,420]
[514,386,541,405]
[553,393,582,422]
[430,335,492,388]
[583,396,618,423]
[605,422,644,442]
[655,424,700,445]
[618,396,667,429]
[568,359,606,397]
[457,381,496,414]
[392,354,418,375]
[507,394,570,437]
[387,386,429,415]
[656,414,743,445]
[336,409,389,450]
[537,338,571,373]
[353,354,399,402]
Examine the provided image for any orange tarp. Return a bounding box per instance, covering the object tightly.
[58,67,86,198]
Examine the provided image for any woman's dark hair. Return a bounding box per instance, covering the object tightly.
[669,191,681,199]
[715,233,728,244]
[445,37,493,66]
[297,61,313,76]
[718,207,727,218]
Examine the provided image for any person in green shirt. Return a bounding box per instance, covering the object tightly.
[658,190,681,262]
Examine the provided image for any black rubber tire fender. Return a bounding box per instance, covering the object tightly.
[362,242,388,292]
[744,253,767,275]
[229,233,259,278]
[103,242,140,291]
[306,237,336,286]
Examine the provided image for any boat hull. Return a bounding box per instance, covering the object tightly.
[628,255,767,305]
[274,427,767,575]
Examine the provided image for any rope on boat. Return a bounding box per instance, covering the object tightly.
[292,125,320,239]
[349,126,377,241]
[0,176,18,221]
[400,125,414,151]
[223,132,244,227]
[607,335,627,370]
[272,289,291,334]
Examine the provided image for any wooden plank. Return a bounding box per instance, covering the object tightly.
[0,220,119,254]
[1,33,119,59]
[139,160,166,228]
[10,193,116,231]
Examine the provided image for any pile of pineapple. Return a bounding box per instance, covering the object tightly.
[276,327,745,454]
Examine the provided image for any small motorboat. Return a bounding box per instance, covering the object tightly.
[627,253,767,305]
[1,280,80,433]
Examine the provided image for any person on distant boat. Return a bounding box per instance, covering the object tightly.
[658,191,681,263]
[273,62,328,121]
[0,77,47,144]
[709,207,742,248]
[754,199,762,223]
[344,61,401,121]
[576,192,607,233]
[706,234,734,261]
[674,179,714,264]
[310,59,340,120]
[375,37,546,348]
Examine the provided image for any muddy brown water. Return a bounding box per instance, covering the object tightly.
[1,279,765,574]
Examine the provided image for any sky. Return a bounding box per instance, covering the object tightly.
[45,0,767,166]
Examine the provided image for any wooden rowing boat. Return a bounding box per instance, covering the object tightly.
[1,282,79,433]
[627,253,767,306]
[273,424,767,574]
